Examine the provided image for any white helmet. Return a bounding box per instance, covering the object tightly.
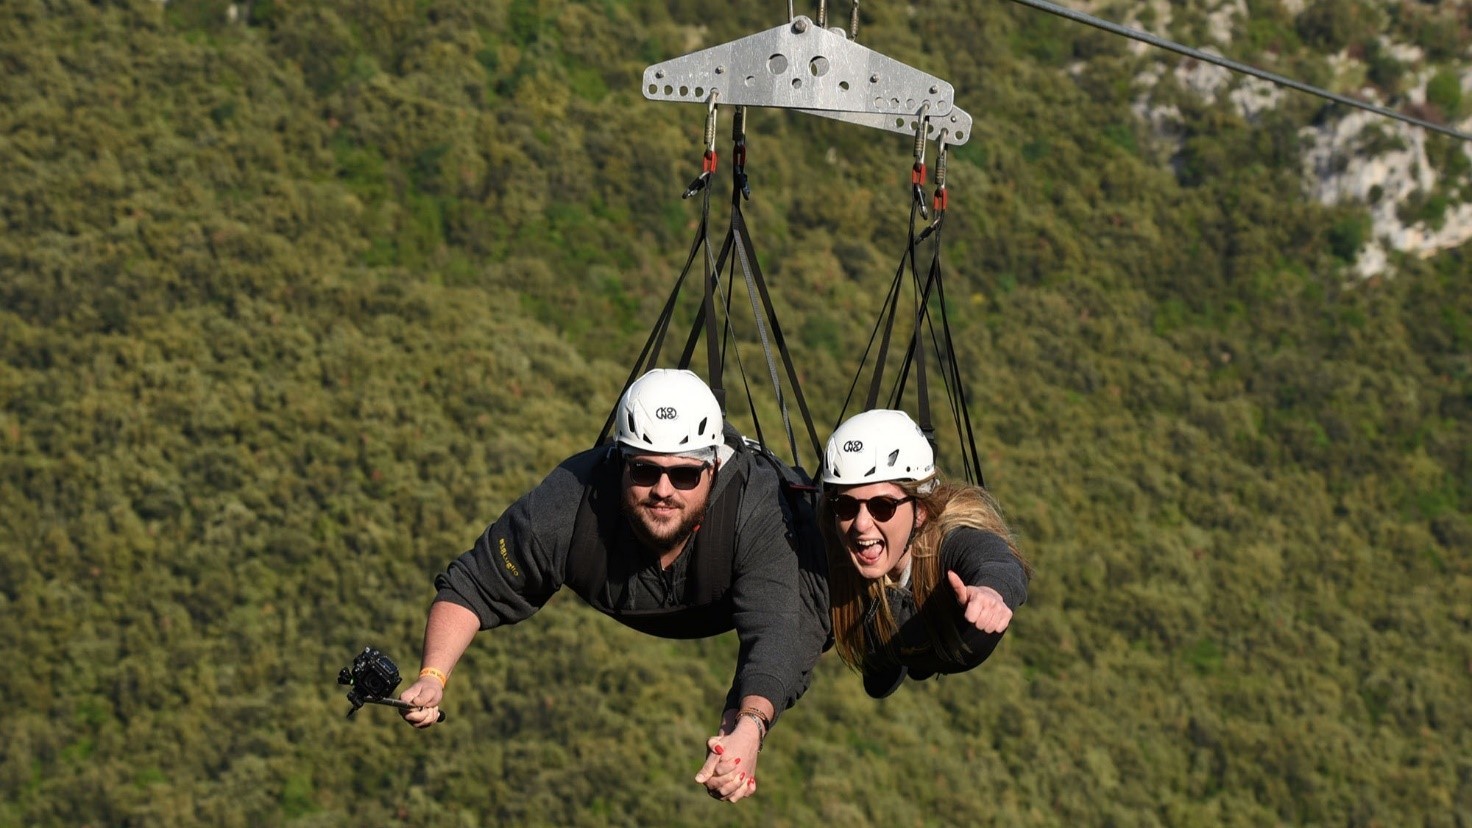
[615,369,723,454]
[822,409,935,485]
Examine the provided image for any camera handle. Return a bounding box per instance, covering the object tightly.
[345,693,448,723]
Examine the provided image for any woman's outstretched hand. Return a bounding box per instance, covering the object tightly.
[947,571,1013,633]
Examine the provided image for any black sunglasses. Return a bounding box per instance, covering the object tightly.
[626,460,711,490]
[827,494,916,522]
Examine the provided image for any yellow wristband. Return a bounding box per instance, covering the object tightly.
[419,667,448,688]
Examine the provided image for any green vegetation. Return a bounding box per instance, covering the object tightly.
[1,0,1469,825]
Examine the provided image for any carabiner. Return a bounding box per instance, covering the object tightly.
[910,106,930,218]
[932,136,949,214]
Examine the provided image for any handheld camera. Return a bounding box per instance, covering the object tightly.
[338,646,446,722]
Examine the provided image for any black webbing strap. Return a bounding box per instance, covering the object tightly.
[700,184,725,411]
[892,214,984,486]
[892,205,941,433]
[596,195,713,448]
[862,193,925,412]
[926,237,984,487]
[599,112,822,473]
[912,298,933,443]
[841,169,987,486]
[729,196,823,468]
[674,130,822,471]
[838,255,905,421]
[677,227,736,371]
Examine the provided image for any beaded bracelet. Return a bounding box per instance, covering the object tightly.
[736,707,768,750]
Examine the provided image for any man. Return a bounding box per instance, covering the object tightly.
[398,369,830,803]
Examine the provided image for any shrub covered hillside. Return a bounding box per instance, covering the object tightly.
[1,0,1469,825]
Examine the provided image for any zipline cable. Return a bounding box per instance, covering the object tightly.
[1005,0,1472,143]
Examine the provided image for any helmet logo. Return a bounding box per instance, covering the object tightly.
[655,406,679,420]
[843,440,864,452]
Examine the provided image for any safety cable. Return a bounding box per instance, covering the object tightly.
[676,230,758,448]
[677,229,734,367]
[1006,0,1472,143]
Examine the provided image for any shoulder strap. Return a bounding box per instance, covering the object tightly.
[684,453,747,604]
[566,448,747,609]
[565,450,619,604]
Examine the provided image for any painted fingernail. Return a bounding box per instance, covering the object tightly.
[748,778,756,787]
[733,758,740,766]
[739,772,746,780]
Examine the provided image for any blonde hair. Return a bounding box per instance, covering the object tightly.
[821,478,1031,672]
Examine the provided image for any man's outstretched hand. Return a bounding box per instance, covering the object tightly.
[694,710,760,803]
[397,676,445,729]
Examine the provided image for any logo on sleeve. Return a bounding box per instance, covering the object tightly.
[497,536,522,579]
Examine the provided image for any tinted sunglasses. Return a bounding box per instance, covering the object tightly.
[827,494,916,522]
[626,460,710,490]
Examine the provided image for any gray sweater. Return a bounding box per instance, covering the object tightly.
[867,526,1029,678]
[434,443,831,721]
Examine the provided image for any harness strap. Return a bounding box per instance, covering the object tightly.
[596,197,713,448]
[565,449,748,623]
[729,195,823,468]
[842,164,987,486]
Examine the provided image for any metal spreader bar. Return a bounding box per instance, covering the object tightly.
[643,16,972,145]
[800,105,974,144]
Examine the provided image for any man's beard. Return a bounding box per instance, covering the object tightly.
[622,491,709,554]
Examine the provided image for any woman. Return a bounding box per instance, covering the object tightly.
[819,409,1031,698]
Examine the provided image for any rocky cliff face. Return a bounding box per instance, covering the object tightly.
[1298,75,1472,277]
[1119,0,1472,276]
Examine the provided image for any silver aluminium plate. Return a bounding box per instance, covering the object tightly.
[644,16,957,124]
